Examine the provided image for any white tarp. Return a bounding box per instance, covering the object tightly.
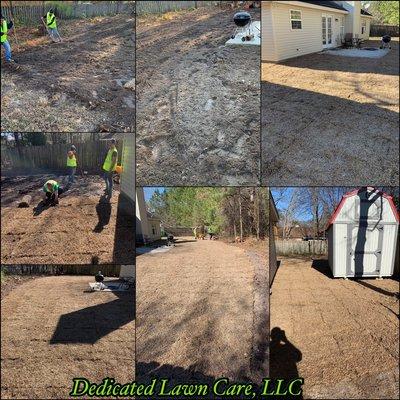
[226,21,260,46]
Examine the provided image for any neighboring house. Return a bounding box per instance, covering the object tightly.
[262,1,373,61]
[136,188,162,244]
[269,191,279,287]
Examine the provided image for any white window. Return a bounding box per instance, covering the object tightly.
[361,19,367,35]
[290,10,302,30]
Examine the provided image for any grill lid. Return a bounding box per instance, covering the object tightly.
[233,11,251,27]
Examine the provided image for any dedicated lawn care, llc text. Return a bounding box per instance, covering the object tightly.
[70,377,304,398]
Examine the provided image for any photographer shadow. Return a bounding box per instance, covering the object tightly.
[270,327,303,399]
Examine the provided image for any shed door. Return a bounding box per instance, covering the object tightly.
[347,223,384,276]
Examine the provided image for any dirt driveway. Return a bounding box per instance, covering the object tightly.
[136,237,269,390]
[136,7,260,186]
[1,175,134,265]
[262,39,399,186]
[270,257,399,399]
[1,275,134,399]
[1,14,135,133]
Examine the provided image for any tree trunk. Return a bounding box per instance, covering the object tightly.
[238,188,243,242]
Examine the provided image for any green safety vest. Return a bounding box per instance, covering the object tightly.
[46,12,57,29]
[66,152,77,167]
[1,20,8,43]
[103,148,118,172]
[43,180,59,193]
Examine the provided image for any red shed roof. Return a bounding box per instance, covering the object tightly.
[327,187,399,228]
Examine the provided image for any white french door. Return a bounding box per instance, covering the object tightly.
[322,15,333,48]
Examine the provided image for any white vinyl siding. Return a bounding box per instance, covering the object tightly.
[263,2,343,61]
[261,1,278,61]
[120,134,135,202]
[360,17,370,39]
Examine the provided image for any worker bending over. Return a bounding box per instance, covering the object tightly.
[42,8,62,42]
[102,139,118,201]
[1,13,15,63]
[43,179,64,205]
[66,145,77,184]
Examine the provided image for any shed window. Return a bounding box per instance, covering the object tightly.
[290,10,302,30]
[361,19,367,35]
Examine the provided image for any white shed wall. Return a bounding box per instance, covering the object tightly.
[329,192,399,278]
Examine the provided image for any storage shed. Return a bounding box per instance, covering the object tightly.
[327,187,399,278]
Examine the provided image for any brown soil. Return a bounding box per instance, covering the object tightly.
[1,15,135,133]
[1,275,135,399]
[1,274,39,300]
[136,237,269,391]
[136,7,260,186]
[270,257,399,399]
[1,175,134,265]
[262,39,399,186]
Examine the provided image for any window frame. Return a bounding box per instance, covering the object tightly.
[290,9,303,31]
[361,19,367,35]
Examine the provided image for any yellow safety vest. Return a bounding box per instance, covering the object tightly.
[1,20,8,43]
[103,148,118,172]
[46,12,57,29]
[43,180,59,193]
[66,152,77,167]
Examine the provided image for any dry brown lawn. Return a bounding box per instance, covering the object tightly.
[270,257,399,399]
[136,237,269,390]
[262,39,399,186]
[1,275,135,399]
[1,175,134,265]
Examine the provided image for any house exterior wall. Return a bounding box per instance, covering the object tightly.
[120,134,135,203]
[360,16,371,39]
[148,217,162,241]
[262,2,345,61]
[136,188,148,242]
[261,1,278,61]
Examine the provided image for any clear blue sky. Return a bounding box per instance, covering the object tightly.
[271,188,313,222]
[143,187,166,202]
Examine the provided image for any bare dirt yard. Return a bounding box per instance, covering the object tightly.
[1,275,134,399]
[1,15,135,133]
[136,237,269,395]
[136,7,260,186]
[262,39,399,186]
[270,257,399,399]
[1,174,134,265]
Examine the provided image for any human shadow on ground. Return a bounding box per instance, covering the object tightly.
[270,327,303,400]
[93,195,112,232]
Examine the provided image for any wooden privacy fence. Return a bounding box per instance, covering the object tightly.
[1,140,123,174]
[370,24,399,37]
[0,1,134,26]
[2,265,121,277]
[276,239,328,256]
[136,1,220,15]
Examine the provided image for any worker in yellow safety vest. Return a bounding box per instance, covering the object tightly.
[1,13,15,63]
[102,139,118,200]
[66,145,78,184]
[43,179,64,205]
[41,8,62,43]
